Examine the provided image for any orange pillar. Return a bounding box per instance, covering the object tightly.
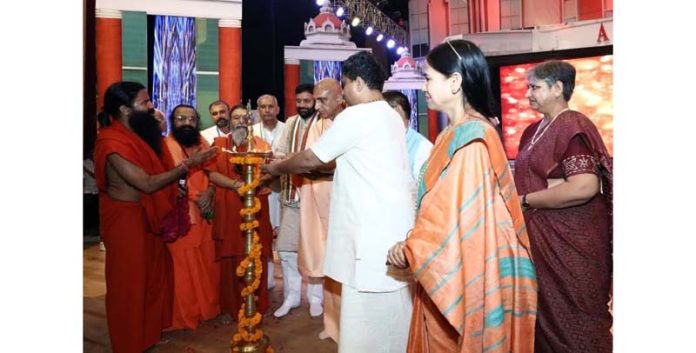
[219,19,242,106]
[95,9,122,110]
[427,109,439,143]
[428,0,449,44]
[284,58,300,117]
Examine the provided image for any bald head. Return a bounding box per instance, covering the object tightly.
[257,94,279,126]
[314,78,344,120]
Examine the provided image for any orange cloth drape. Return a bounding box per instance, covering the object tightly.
[163,136,220,330]
[94,121,176,352]
[404,118,537,353]
[298,116,333,277]
[207,136,273,316]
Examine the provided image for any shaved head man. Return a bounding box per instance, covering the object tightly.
[313,78,345,121]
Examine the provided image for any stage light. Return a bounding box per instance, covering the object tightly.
[365,26,373,35]
[336,7,344,17]
[376,34,384,42]
[396,46,405,54]
[351,17,361,26]
[386,39,395,48]
[316,0,325,5]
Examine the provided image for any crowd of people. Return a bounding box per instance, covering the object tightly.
[91,40,612,353]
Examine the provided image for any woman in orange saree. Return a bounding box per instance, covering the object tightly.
[387,40,537,353]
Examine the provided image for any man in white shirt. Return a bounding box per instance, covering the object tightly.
[200,100,232,144]
[262,51,414,353]
[252,94,285,288]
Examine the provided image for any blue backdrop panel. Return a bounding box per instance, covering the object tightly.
[313,61,342,83]
[152,15,197,135]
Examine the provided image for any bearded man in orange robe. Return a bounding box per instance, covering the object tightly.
[206,107,274,323]
[162,104,221,330]
[94,82,215,352]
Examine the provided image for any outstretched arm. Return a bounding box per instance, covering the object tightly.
[208,171,244,190]
[107,146,216,194]
[261,149,326,176]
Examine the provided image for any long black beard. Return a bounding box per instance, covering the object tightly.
[297,107,315,119]
[172,126,201,148]
[130,109,163,157]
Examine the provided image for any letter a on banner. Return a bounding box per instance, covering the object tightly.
[597,23,609,43]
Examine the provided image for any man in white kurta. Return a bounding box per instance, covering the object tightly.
[262,51,415,353]
[252,94,285,288]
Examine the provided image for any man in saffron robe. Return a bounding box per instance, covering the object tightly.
[94,82,215,352]
[162,104,220,330]
[297,78,344,341]
[206,111,274,322]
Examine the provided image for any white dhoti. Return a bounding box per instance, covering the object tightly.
[337,284,412,353]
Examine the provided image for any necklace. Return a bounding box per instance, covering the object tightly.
[527,108,569,150]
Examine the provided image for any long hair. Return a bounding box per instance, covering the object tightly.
[426,40,495,118]
[98,81,146,127]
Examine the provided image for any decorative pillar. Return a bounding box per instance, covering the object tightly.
[219,19,242,106]
[284,58,300,117]
[427,109,439,143]
[95,9,122,110]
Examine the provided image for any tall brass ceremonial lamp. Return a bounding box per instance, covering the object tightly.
[226,100,273,353]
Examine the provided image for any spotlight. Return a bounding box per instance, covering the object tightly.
[316,0,325,5]
[365,26,373,35]
[376,34,384,42]
[386,39,395,48]
[336,7,344,17]
[351,17,361,26]
[396,46,405,55]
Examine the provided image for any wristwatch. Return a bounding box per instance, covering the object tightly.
[521,194,530,209]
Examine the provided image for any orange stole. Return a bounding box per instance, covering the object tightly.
[163,136,220,330]
[297,117,333,277]
[207,136,273,315]
[404,119,537,353]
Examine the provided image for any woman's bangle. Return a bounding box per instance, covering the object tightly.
[521,194,530,209]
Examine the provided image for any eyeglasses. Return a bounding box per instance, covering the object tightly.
[174,115,198,123]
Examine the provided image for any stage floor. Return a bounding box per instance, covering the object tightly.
[83,242,337,353]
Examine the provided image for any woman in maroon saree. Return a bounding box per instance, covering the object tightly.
[514,60,613,353]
